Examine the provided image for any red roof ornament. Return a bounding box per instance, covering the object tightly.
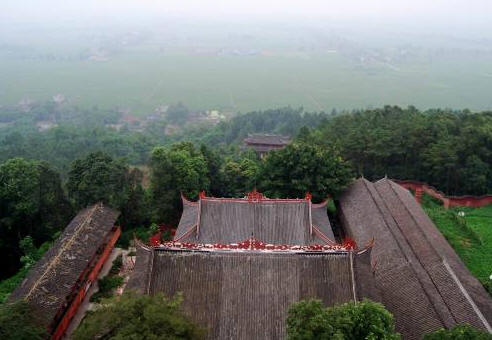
[149,232,162,247]
[156,237,348,252]
[305,192,312,201]
[247,189,265,202]
[199,190,206,199]
[342,237,357,250]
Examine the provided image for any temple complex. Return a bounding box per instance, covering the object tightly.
[126,191,378,339]
[128,180,492,339]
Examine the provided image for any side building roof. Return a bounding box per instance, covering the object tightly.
[338,178,492,339]
[9,203,119,330]
[175,193,335,245]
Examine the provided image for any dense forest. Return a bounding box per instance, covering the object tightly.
[1,103,491,299]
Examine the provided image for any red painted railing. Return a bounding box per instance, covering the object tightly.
[394,180,492,209]
[51,226,121,340]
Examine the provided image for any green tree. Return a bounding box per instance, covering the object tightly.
[119,168,151,228]
[67,152,128,209]
[200,144,225,197]
[286,299,400,340]
[150,142,210,224]
[73,292,204,340]
[0,301,47,340]
[424,324,492,340]
[223,158,259,197]
[258,143,352,201]
[0,158,71,278]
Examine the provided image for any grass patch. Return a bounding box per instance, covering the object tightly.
[421,194,492,293]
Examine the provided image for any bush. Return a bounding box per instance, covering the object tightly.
[109,255,123,276]
[90,275,124,303]
[424,324,492,339]
[74,292,204,340]
[286,299,400,340]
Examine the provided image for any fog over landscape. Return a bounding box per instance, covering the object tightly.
[1,0,492,113]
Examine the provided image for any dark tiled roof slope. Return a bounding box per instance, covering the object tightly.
[338,178,492,339]
[174,197,335,244]
[175,196,198,240]
[243,134,290,146]
[9,204,119,329]
[127,246,378,340]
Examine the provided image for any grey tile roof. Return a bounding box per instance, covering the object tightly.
[9,204,119,330]
[126,245,378,340]
[174,196,335,245]
[338,178,492,339]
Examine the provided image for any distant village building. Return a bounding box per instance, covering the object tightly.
[52,94,65,105]
[127,191,378,339]
[18,97,34,112]
[9,204,120,340]
[243,134,290,158]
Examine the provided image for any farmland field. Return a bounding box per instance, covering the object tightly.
[2,50,492,114]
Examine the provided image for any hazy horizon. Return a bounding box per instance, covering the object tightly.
[1,0,492,113]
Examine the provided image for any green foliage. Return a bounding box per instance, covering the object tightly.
[0,301,47,340]
[0,268,28,304]
[223,158,260,197]
[424,324,492,340]
[67,151,129,209]
[0,236,53,303]
[74,292,204,340]
[90,275,124,303]
[117,226,152,249]
[309,106,492,195]
[109,254,123,276]
[286,299,400,340]
[67,152,150,228]
[150,142,210,223]
[258,143,353,201]
[0,158,71,277]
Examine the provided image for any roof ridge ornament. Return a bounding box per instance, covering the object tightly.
[305,192,312,201]
[247,189,265,202]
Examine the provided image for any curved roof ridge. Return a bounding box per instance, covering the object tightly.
[181,192,198,206]
[312,199,329,208]
[312,225,337,245]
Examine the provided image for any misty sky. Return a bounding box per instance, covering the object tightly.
[2,0,492,34]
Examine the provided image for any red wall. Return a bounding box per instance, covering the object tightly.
[394,180,492,209]
[51,226,121,340]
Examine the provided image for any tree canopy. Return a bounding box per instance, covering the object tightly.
[73,292,204,340]
[67,151,129,209]
[0,158,71,277]
[258,143,353,201]
[423,324,492,340]
[150,142,210,224]
[307,106,492,195]
[286,299,400,340]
